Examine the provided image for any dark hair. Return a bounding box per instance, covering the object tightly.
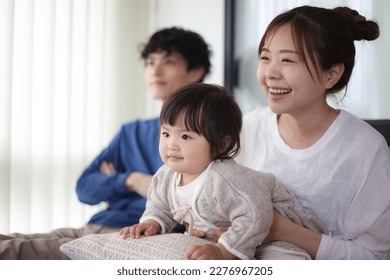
[258,5,379,94]
[160,83,242,160]
[140,27,212,82]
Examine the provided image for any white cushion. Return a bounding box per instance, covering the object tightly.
[60,232,212,260]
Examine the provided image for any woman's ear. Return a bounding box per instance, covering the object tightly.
[325,63,344,89]
[188,67,206,83]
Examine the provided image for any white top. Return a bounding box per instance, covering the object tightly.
[173,163,218,234]
[236,107,390,259]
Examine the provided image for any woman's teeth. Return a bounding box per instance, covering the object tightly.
[269,88,292,95]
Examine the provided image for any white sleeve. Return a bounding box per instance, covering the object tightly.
[140,167,177,234]
[317,231,388,260]
[317,144,390,260]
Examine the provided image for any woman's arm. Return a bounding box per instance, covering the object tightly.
[192,212,322,259]
[263,210,321,259]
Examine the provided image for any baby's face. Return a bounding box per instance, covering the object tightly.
[159,120,212,185]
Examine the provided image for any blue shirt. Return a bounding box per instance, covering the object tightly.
[76,117,163,227]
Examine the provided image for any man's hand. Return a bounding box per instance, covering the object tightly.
[125,172,152,197]
[99,161,152,197]
[100,161,116,175]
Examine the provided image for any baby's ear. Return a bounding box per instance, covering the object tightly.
[221,135,232,153]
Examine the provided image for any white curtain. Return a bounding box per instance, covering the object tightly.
[235,0,390,119]
[0,0,153,234]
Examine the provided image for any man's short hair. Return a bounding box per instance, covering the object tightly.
[140,27,211,82]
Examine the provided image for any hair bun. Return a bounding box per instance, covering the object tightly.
[333,6,379,41]
[354,14,366,22]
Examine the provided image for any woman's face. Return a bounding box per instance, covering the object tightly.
[257,24,331,117]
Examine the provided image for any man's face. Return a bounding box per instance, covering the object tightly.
[144,51,202,101]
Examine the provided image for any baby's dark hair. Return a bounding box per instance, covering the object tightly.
[258,5,379,94]
[160,83,242,160]
[140,27,211,82]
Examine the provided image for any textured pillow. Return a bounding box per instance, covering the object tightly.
[60,232,212,260]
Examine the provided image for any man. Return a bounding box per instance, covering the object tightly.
[0,27,211,259]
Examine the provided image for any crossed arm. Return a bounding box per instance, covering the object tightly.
[100,161,152,197]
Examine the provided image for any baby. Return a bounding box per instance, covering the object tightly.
[120,83,327,259]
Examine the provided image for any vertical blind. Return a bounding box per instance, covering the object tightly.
[0,0,152,234]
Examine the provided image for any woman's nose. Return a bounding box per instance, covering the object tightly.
[265,61,281,80]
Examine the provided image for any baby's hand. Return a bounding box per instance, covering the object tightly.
[186,243,237,260]
[119,225,136,239]
[119,220,161,239]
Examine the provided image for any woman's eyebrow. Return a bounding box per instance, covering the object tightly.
[260,47,299,55]
[280,49,299,55]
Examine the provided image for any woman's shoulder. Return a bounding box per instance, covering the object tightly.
[331,110,389,164]
[339,110,387,147]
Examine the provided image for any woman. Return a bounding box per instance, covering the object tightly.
[235,5,390,259]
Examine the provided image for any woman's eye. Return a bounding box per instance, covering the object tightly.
[282,58,294,63]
